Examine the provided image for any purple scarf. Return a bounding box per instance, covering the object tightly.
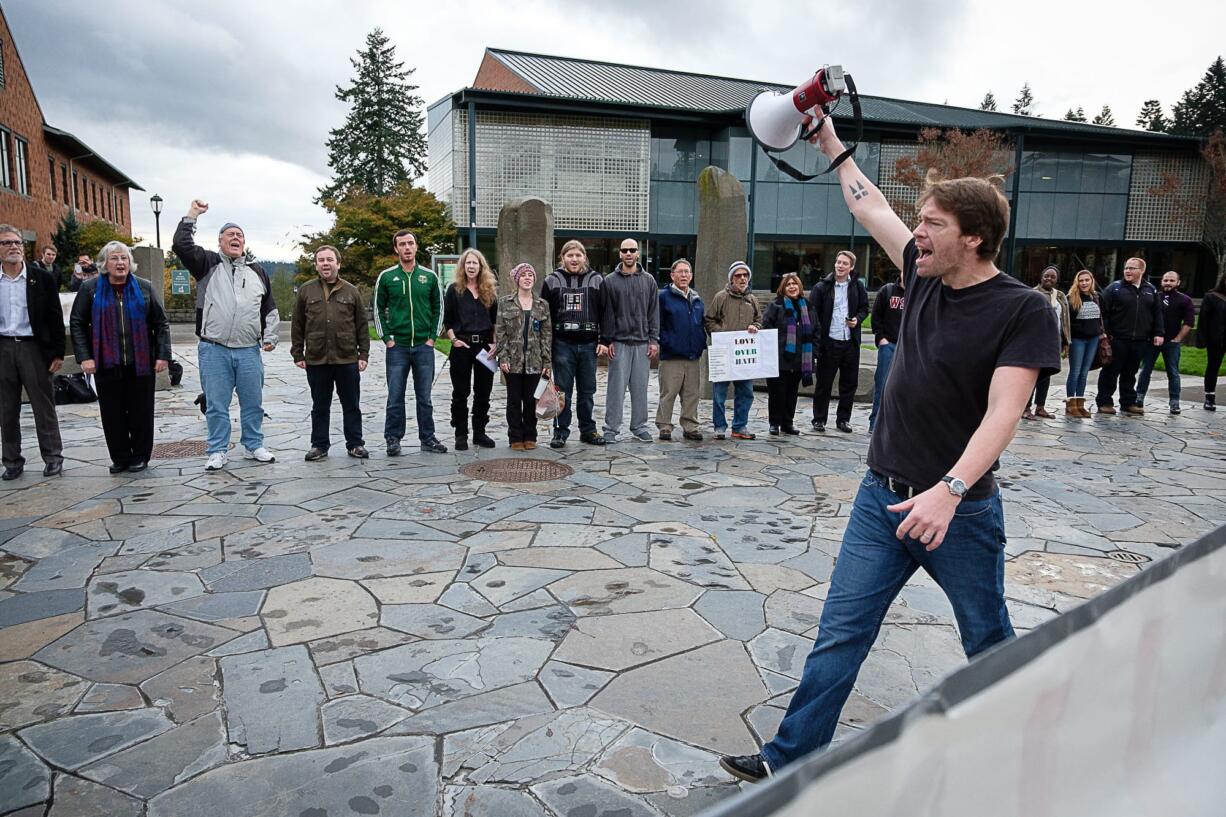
[783,296,814,379]
[92,276,151,376]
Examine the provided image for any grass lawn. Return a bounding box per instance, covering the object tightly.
[1153,346,1215,377]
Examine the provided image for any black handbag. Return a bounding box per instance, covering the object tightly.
[53,373,97,404]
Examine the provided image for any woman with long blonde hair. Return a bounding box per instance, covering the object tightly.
[1065,269,1103,418]
[443,248,498,449]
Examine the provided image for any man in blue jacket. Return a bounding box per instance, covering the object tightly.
[656,259,705,441]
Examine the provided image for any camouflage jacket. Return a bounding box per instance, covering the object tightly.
[494,294,552,374]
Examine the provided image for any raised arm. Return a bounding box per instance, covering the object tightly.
[809,116,913,269]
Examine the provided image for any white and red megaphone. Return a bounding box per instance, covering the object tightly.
[746,66,848,151]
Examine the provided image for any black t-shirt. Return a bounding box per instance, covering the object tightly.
[868,239,1060,499]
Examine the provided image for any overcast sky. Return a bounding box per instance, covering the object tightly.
[8,0,1224,259]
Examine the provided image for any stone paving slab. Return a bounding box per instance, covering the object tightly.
[0,338,1216,814]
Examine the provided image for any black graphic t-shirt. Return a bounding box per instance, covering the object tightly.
[868,239,1060,499]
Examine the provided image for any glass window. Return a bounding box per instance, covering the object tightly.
[14,137,28,195]
[0,127,10,188]
[60,164,68,202]
[49,157,56,200]
[72,169,79,208]
[651,129,710,182]
[118,195,124,224]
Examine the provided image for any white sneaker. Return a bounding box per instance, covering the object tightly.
[205,452,228,471]
[243,447,276,463]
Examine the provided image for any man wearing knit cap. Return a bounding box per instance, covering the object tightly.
[597,239,659,443]
[173,199,280,471]
[1021,265,1070,420]
[704,261,762,440]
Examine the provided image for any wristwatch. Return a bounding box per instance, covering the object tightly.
[941,475,968,498]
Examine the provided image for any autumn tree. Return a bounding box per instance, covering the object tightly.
[888,128,1015,225]
[299,182,456,288]
[1150,128,1226,281]
[979,91,998,112]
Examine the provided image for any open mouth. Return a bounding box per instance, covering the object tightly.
[916,247,934,263]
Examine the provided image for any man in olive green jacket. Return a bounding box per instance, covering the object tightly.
[291,245,370,460]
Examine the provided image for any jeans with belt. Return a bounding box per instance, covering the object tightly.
[760,469,1013,770]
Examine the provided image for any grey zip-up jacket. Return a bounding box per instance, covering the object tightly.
[173,217,279,349]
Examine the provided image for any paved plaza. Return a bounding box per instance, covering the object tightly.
[2,333,1224,816]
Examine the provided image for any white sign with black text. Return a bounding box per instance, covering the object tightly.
[707,329,778,382]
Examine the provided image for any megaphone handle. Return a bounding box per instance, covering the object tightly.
[797,105,831,142]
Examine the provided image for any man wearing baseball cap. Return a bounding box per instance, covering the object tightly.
[173,200,280,471]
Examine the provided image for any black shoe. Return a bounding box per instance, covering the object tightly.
[549,434,566,449]
[472,432,496,449]
[1205,395,1217,412]
[2,465,23,481]
[305,447,328,462]
[348,446,369,459]
[769,425,780,436]
[128,461,148,473]
[720,754,772,784]
[783,426,801,435]
[659,430,673,441]
[580,431,605,446]
[386,439,401,457]
[836,421,853,433]
[420,437,448,454]
[43,461,63,477]
[455,436,469,451]
[812,421,825,432]
[109,463,129,474]
[682,430,704,441]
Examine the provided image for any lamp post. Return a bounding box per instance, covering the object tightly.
[150,194,163,248]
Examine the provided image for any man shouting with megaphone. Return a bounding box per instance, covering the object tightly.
[720,114,1060,783]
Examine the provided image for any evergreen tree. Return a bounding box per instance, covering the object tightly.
[1135,99,1168,132]
[1012,83,1034,116]
[52,211,82,286]
[1170,56,1226,137]
[318,28,427,203]
[1064,107,1087,122]
[979,91,998,112]
[1092,105,1115,126]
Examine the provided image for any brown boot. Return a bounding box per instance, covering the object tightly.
[1076,397,1092,418]
[1098,403,1117,415]
[1064,398,1078,418]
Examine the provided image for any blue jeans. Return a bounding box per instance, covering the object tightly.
[1135,341,1182,404]
[551,339,597,438]
[712,379,753,432]
[760,470,1013,770]
[198,341,264,455]
[384,343,436,442]
[868,342,895,432]
[1066,336,1098,398]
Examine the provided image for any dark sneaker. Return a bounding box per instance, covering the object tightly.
[455,436,469,451]
[633,430,654,442]
[1,465,22,481]
[305,447,328,462]
[713,430,726,440]
[473,432,496,448]
[1169,403,1181,415]
[783,426,801,435]
[812,421,826,432]
[348,446,369,459]
[421,437,448,454]
[836,421,853,433]
[550,434,566,449]
[658,430,673,441]
[386,439,402,456]
[682,430,704,441]
[109,463,129,474]
[128,461,148,473]
[720,753,772,784]
[43,461,63,477]
[580,431,606,446]
[769,425,780,436]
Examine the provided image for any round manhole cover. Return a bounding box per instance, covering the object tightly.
[1107,550,1150,565]
[460,457,574,483]
[151,440,209,458]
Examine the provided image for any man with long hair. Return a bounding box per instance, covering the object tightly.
[720,114,1059,783]
[542,240,605,448]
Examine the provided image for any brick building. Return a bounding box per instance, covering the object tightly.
[0,6,141,259]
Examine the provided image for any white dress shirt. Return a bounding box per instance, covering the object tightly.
[0,264,33,338]
[828,279,850,341]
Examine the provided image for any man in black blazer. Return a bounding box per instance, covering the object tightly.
[810,249,869,433]
[0,224,66,479]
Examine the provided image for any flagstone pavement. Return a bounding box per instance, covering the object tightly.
[2,334,1223,816]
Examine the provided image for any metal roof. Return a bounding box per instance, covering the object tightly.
[43,125,144,190]
[484,49,1193,144]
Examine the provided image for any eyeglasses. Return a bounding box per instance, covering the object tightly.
[0,240,23,247]
[619,248,637,253]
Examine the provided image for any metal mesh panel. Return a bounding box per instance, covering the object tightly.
[1126,153,1209,242]
[449,110,650,231]
[877,141,920,219]
[426,108,454,209]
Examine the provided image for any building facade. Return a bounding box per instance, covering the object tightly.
[429,49,1213,293]
[0,7,141,263]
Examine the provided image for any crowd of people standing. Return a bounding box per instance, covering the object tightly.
[1,214,1224,479]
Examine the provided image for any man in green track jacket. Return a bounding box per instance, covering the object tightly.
[374,230,446,454]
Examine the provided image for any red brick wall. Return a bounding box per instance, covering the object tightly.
[0,7,132,257]
[473,52,539,94]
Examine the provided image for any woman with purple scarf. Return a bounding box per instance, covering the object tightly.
[762,273,814,436]
[70,241,171,473]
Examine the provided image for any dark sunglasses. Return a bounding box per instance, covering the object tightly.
[619,248,637,253]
